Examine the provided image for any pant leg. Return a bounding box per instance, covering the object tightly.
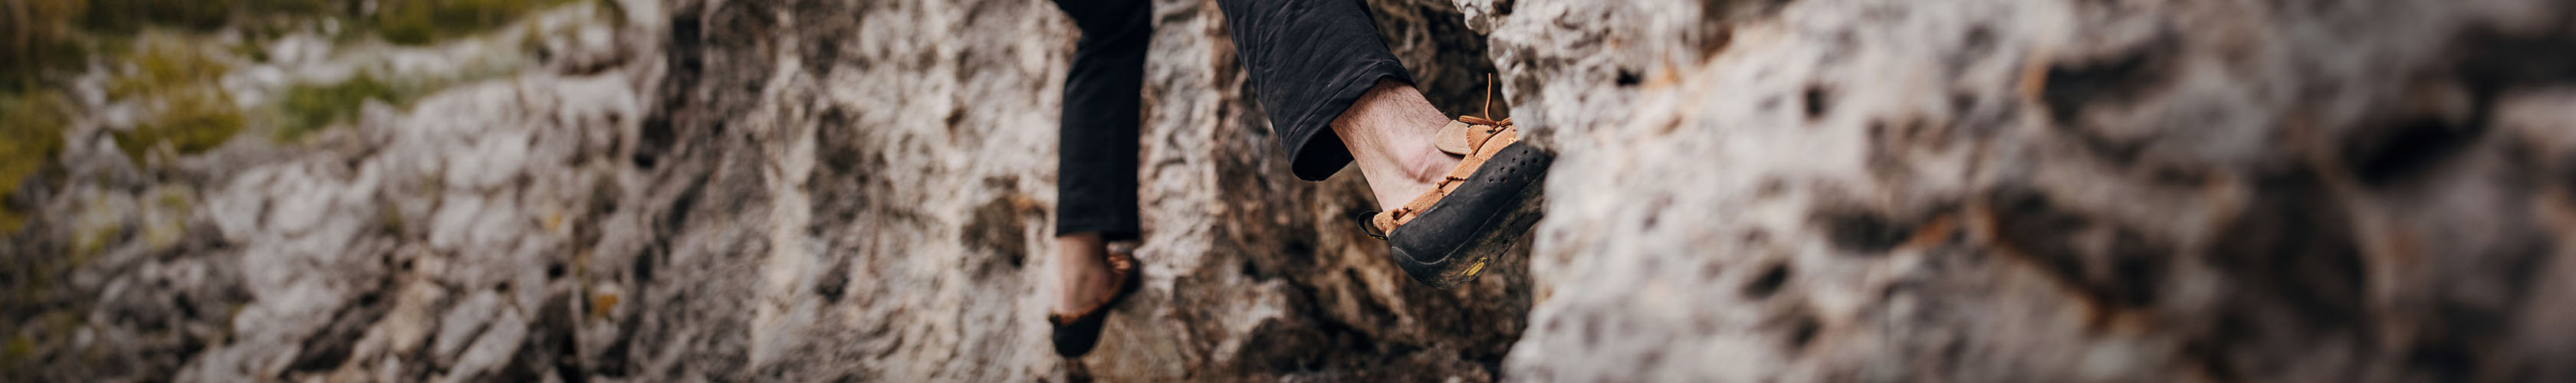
[1052,0,1151,241]
[1218,0,1416,181]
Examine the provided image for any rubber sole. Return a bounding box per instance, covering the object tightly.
[1393,182,1544,288]
[1388,145,1549,289]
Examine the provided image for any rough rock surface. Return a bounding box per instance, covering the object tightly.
[8,0,2576,381]
[8,0,1527,381]
[642,0,1525,380]
[1480,0,2576,381]
[5,1,672,380]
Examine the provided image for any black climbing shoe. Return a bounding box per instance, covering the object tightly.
[1364,116,1551,289]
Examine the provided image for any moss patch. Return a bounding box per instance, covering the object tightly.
[0,93,68,234]
[69,208,119,257]
[0,310,86,376]
[139,187,193,250]
[107,36,244,163]
[274,72,407,141]
[113,89,245,161]
[104,35,230,100]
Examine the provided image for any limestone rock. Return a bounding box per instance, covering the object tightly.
[9,0,2576,381]
[649,0,1526,380]
[10,0,1524,381]
[1475,0,2576,381]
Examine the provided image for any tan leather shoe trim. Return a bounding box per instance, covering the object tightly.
[1436,121,1475,155]
[1372,211,1402,235]
[1477,131,1518,158]
[1444,152,1484,180]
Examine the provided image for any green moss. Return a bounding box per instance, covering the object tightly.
[0,336,29,365]
[107,36,243,162]
[70,196,121,257]
[275,72,405,141]
[379,199,412,234]
[106,36,229,100]
[0,310,84,375]
[593,0,627,27]
[374,0,574,45]
[140,187,192,250]
[114,90,244,161]
[0,92,68,234]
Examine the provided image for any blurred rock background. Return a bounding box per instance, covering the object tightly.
[2,0,2574,381]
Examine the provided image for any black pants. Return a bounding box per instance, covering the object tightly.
[1051,0,1413,240]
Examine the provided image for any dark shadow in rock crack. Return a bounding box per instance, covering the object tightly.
[285,283,393,374]
[2034,36,2181,168]
[2202,165,2369,337]
[1804,83,1832,121]
[1743,260,1791,300]
[1948,24,1996,77]
[2342,116,2483,188]
[2343,29,2576,189]
[2455,28,2576,105]
[1784,312,1820,356]
[791,0,865,77]
[1982,186,2169,311]
[964,190,1040,279]
[817,259,850,303]
[2036,38,2177,128]
[509,290,583,383]
[1372,2,1511,119]
[1232,317,1372,374]
[1815,207,1911,255]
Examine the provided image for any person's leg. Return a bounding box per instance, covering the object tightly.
[1216,0,1460,210]
[1221,0,1551,289]
[1050,0,1149,320]
[1052,233,1112,318]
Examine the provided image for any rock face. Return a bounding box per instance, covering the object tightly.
[10,0,1527,381]
[640,0,1525,380]
[3,2,672,380]
[8,0,2576,381]
[1479,0,2576,381]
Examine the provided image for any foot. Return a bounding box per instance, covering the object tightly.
[1050,233,1130,320]
[1330,80,1461,211]
[1329,78,1552,289]
[1372,135,1464,211]
[1374,119,1550,288]
[1048,232,1139,357]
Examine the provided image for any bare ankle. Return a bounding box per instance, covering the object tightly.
[1395,139,1452,184]
[1336,83,1452,169]
[1053,233,1110,312]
